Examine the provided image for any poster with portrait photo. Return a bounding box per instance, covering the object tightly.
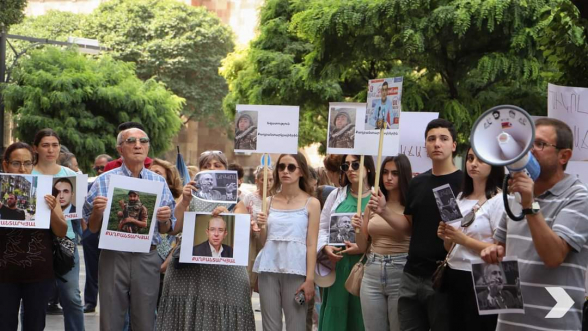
[327,102,401,156]
[0,174,53,229]
[179,212,250,266]
[52,174,88,220]
[433,183,463,223]
[192,170,239,204]
[471,257,524,315]
[234,105,299,154]
[234,110,258,151]
[365,77,403,130]
[328,213,355,246]
[99,175,163,253]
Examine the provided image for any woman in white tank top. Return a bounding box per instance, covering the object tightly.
[254,153,321,331]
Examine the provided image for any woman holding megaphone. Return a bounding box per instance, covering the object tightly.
[436,146,505,330]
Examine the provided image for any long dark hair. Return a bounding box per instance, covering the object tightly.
[339,155,376,188]
[380,155,412,206]
[270,153,313,195]
[32,128,61,165]
[460,145,504,199]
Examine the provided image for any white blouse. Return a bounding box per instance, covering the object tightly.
[447,193,504,271]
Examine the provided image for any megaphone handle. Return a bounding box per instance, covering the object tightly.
[502,173,525,221]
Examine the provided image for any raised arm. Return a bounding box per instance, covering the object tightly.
[169,181,197,235]
[46,194,67,238]
[368,189,411,235]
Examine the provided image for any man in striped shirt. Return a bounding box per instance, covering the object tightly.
[482,118,588,330]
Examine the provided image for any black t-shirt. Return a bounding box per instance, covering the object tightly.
[0,205,26,220]
[404,169,463,277]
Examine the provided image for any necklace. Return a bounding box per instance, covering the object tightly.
[350,186,370,197]
[281,193,300,204]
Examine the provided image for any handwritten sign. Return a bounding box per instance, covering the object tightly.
[399,112,439,176]
[548,83,588,161]
[235,105,299,154]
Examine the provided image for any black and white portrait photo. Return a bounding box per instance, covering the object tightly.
[328,213,355,246]
[433,183,463,223]
[192,171,239,203]
[471,258,524,315]
[234,111,258,151]
[328,108,356,149]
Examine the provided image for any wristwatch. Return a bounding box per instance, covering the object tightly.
[522,202,541,215]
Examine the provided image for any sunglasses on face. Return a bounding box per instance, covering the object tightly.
[277,163,299,172]
[93,165,105,172]
[121,137,150,146]
[340,161,360,172]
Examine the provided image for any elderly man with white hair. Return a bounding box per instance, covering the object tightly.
[83,127,176,331]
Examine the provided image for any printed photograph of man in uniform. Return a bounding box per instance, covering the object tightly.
[106,188,157,235]
[234,111,258,150]
[53,177,76,214]
[193,215,234,258]
[328,107,356,149]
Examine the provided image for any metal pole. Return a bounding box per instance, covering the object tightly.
[0,26,7,154]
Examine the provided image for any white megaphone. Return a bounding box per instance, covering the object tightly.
[470,105,540,221]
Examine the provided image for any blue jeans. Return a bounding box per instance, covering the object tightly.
[360,252,407,331]
[57,246,85,331]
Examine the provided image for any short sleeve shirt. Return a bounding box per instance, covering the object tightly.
[494,174,588,331]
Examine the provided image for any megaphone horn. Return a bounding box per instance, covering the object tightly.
[470,105,540,221]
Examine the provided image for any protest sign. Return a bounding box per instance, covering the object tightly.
[180,212,250,266]
[471,257,524,315]
[192,170,238,204]
[234,105,299,154]
[366,77,403,130]
[399,112,439,176]
[99,175,163,253]
[0,174,53,229]
[548,83,588,161]
[328,213,355,246]
[53,174,88,220]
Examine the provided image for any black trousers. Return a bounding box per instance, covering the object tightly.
[0,278,54,331]
[442,267,497,331]
[82,229,101,307]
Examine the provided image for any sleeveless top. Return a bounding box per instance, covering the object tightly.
[253,197,311,276]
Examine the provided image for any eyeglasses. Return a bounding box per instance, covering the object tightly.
[93,165,105,172]
[533,140,559,151]
[121,137,150,146]
[8,161,33,169]
[277,163,299,172]
[200,150,223,156]
[340,161,360,172]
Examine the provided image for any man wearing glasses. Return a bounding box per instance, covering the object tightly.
[83,127,176,331]
[192,216,233,258]
[93,154,113,176]
[482,118,588,331]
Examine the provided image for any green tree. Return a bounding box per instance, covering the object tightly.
[221,0,342,149]
[2,47,184,171]
[84,0,234,123]
[291,0,552,145]
[0,0,27,28]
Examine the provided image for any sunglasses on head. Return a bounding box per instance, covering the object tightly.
[200,150,223,156]
[277,163,299,172]
[340,161,360,172]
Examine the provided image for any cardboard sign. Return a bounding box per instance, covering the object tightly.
[399,112,439,175]
[235,105,299,154]
[99,175,164,253]
[548,83,588,161]
[53,174,88,220]
[180,212,250,266]
[0,174,53,229]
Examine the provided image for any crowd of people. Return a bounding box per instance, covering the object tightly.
[0,116,587,331]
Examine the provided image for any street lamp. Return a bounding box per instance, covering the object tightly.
[0,29,105,153]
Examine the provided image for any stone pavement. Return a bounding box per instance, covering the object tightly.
[45,244,265,330]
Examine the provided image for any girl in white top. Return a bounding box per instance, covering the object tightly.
[437,146,505,331]
[254,153,321,331]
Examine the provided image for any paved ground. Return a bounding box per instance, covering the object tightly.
[45,244,265,330]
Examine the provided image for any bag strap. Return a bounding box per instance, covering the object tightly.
[441,242,457,265]
[358,235,372,264]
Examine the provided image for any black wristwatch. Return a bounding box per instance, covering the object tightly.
[522,202,541,215]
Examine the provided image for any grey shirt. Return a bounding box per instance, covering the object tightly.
[494,174,588,331]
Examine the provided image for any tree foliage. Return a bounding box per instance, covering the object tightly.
[223,0,555,150]
[0,0,27,28]
[84,0,234,123]
[2,47,184,171]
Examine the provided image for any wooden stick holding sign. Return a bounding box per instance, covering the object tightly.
[373,126,385,194]
[355,155,365,234]
[261,153,270,230]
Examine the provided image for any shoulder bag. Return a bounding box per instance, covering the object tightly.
[344,237,371,296]
[52,235,76,281]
